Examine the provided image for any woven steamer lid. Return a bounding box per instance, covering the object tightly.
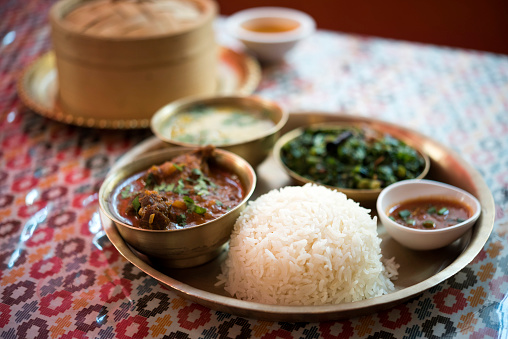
[62,0,208,38]
[50,0,217,66]
[48,0,218,124]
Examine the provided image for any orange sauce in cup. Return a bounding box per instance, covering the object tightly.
[388,197,472,230]
[241,17,300,33]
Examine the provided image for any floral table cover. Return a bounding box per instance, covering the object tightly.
[1,0,507,338]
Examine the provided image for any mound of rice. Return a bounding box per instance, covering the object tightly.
[216,184,398,306]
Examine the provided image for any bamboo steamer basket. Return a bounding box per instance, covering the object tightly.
[49,0,218,123]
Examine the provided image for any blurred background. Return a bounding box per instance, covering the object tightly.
[217,0,508,55]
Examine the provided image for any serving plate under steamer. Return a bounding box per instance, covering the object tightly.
[17,47,260,129]
[101,112,494,322]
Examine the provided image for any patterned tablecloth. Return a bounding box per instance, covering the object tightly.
[1,1,508,338]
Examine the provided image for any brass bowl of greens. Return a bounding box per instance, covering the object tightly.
[274,123,430,207]
[151,95,288,167]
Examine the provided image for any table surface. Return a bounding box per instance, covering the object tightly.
[1,1,508,338]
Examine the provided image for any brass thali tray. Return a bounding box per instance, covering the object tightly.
[101,112,494,322]
[17,47,260,129]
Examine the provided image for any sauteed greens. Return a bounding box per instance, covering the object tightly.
[280,126,426,189]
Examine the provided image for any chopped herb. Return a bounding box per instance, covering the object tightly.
[215,200,223,207]
[204,177,217,188]
[174,163,184,172]
[427,206,437,214]
[389,216,395,221]
[176,214,187,225]
[196,188,210,196]
[456,218,465,223]
[192,168,203,176]
[406,219,416,226]
[183,196,207,215]
[174,179,189,195]
[154,182,175,192]
[194,178,210,196]
[183,196,194,205]
[121,186,132,199]
[194,206,206,215]
[132,196,141,214]
[144,173,156,186]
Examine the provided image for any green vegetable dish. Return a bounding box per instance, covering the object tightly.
[280,126,427,190]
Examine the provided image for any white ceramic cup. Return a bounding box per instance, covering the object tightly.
[377,179,481,251]
[226,7,316,62]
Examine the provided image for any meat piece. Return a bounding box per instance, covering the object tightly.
[136,191,173,230]
[146,146,214,183]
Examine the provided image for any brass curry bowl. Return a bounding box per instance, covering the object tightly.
[150,95,288,167]
[99,147,256,268]
[273,123,431,208]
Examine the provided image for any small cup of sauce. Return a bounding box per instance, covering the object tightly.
[377,179,481,250]
[226,7,316,63]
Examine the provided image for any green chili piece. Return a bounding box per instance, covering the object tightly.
[399,210,411,218]
[438,207,449,215]
[427,206,437,214]
[406,219,416,226]
[422,220,436,228]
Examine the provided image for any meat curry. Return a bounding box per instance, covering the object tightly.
[113,146,245,230]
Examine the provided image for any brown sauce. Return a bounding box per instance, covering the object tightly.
[112,147,245,230]
[388,197,472,230]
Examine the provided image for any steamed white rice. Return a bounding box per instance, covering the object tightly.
[216,184,398,306]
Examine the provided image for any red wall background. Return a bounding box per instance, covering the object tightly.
[217,0,508,55]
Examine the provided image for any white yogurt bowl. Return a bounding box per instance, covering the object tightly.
[377,179,481,251]
[226,7,316,62]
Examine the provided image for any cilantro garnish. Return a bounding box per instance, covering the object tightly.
[194,206,206,215]
[174,179,189,195]
[154,182,175,192]
[183,196,207,215]
[121,186,132,199]
[132,196,141,214]
[191,169,215,196]
[192,168,203,176]
[176,214,187,225]
[194,178,210,196]
[144,173,156,186]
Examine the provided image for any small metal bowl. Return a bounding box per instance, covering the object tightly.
[150,95,288,167]
[98,147,256,268]
[273,123,430,207]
